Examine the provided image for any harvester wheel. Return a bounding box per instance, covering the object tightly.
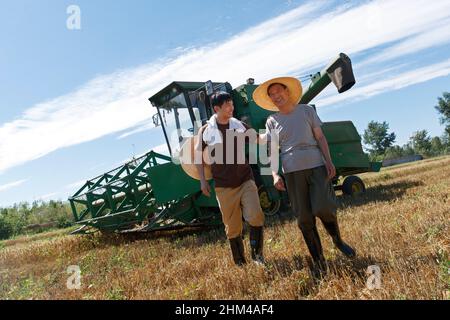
[342,175,366,196]
[258,185,281,216]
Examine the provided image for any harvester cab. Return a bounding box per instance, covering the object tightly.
[148,81,232,158]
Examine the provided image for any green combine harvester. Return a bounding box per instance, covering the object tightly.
[69,53,381,234]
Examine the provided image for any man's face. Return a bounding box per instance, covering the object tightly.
[268,84,290,109]
[215,99,234,119]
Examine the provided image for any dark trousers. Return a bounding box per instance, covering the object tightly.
[284,165,337,232]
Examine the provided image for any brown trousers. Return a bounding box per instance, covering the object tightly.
[215,179,265,239]
[284,165,338,232]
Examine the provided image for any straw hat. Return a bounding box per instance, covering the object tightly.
[252,77,303,111]
[179,135,213,181]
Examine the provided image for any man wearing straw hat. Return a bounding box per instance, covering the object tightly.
[253,77,356,275]
[194,91,265,266]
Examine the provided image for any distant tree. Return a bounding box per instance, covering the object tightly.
[384,145,405,160]
[0,215,14,240]
[49,200,58,209]
[441,133,450,154]
[430,136,444,156]
[402,143,416,156]
[0,200,74,240]
[435,92,450,136]
[363,121,396,157]
[409,130,432,156]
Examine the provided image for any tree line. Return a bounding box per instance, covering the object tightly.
[0,200,74,240]
[363,92,450,161]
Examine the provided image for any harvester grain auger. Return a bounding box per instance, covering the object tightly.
[69,53,382,234]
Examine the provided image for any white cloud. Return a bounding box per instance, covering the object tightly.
[0,179,28,192]
[357,18,450,67]
[355,63,411,85]
[1,0,450,173]
[117,122,157,140]
[35,192,59,201]
[152,143,170,156]
[316,58,450,109]
[65,179,87,191]
[119,143,170,164]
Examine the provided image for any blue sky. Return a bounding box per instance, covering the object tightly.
[1,0,449,207]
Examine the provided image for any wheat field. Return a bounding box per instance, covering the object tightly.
[1,156,449,300]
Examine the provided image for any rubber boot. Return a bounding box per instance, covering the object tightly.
[229,236,247,266]
[322,220,356,258]
[301,226,328,278]
[249,226,265,265]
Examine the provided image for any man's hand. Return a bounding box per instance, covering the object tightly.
[325,161,336,180]
[200,179,211,197]
[273,174,286,191]
[256,132,268,145]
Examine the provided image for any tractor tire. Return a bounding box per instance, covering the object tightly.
[342,175,366,196]
[258,185,281,216]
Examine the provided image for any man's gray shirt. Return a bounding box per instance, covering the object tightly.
[265,104,325,174]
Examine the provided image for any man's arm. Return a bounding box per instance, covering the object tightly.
[195,126,211,197]
[272,169,286,191]
[270,143,285,191]
[313,126,336,180]
[239,122,267,145]
[264,119,285,191]
[256,132,268,145]
[255,117,273,145]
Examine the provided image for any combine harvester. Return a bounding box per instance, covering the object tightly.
[69,53,381,234]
